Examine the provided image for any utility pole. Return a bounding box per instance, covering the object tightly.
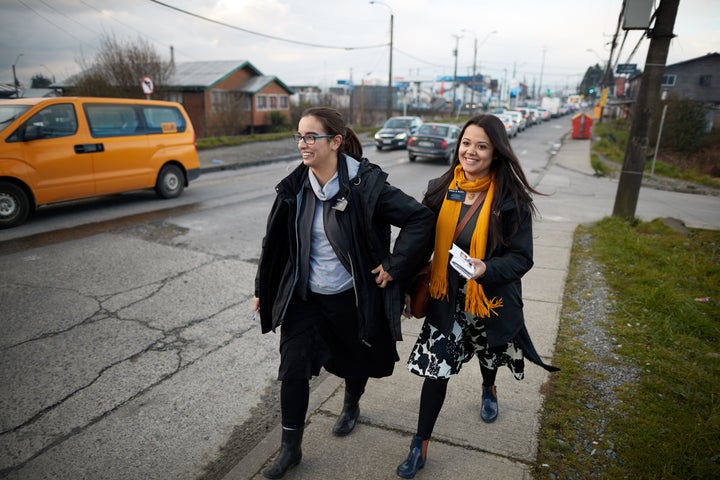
[612,0,680,220]
[387,11,394,119]
[538,46,546,98]
[451,34,462,116]
[470,35,477,109]
[598,5,624,123]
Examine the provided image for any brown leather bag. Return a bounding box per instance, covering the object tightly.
[407,192,486,318]
[409,263,432,318]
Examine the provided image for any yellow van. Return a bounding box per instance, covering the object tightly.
[0,97,200,228]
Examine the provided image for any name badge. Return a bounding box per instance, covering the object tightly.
[446,189,466,202]
[332,197,348,211]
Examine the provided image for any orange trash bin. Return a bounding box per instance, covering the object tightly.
[571,113,593,139]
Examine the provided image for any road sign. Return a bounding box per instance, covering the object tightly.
[141,76,154,95]
[615,64,637,75]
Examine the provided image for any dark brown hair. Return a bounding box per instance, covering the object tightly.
[425,114,542,250]
[301,107,363,160]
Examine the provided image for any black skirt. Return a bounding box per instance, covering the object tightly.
[278,289,399,381]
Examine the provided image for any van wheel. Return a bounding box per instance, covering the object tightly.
[155,164,185,199]
[0,181,30,229]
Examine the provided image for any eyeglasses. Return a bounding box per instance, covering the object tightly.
[292,133,336,145]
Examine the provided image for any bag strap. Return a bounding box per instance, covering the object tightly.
[452,191,486,243]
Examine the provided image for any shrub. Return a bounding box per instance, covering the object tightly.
[659,97,708,153]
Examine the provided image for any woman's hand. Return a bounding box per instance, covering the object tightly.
[371,264,394,288]
[402,293,413,318]
[252,296,260,321]
[468,258,487,280]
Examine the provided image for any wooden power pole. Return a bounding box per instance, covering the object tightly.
[612,0,680,220]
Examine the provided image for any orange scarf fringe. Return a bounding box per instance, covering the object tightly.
[429,165,503,318]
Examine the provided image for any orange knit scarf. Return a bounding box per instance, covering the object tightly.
[429,165,503,318]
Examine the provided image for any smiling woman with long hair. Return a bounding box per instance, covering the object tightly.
[396,114,558,479]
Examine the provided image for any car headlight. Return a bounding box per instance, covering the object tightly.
[394,132,408,140]
[374,133,382,140]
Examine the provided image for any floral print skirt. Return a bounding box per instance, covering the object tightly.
[407,286,525,380]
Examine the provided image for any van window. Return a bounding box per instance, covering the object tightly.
[86,104,141,137]
[13,103,78,140]
[0,105,31,133]
[142,106,186,134]
[84,104,187,137]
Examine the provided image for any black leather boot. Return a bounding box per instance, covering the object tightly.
[481,384,498,423]
[332,390,360,436]
[262,427,303,479]
[396,435,428,479]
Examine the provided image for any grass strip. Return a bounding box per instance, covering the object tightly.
[534,216,720,479]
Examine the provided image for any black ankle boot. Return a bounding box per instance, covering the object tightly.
[263,427,303,479]
[396,435,428,479]
[333,390,361,436]
[481,384,498,423]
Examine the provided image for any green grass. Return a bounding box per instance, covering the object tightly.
[534,217,720,479]
[590,120,719,188]
[196,131,295,150]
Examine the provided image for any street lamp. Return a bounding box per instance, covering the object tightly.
[12,53,23,98]
[461,29,497,110]
[370,1,393,120]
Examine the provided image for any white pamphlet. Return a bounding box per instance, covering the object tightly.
[449,243,475,279]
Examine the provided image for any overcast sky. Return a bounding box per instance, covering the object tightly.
[2,0,718,92]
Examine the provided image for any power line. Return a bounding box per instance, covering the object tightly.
[79,0,202,61]
[146,0,386,51]
[17,0,93,46]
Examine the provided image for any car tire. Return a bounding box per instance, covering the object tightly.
[376,145,383,151]
[0,181,30,229]
[155,164,185,199]
[409,154,417,162]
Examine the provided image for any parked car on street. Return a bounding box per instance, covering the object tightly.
[528,108,543,124]
[407,122,460,164]
[493,113,518,138]
[373,116,423,150]
[515,107,536,127]
[505,110,527,132]
[0,96,200,228]
[536,108,551,122]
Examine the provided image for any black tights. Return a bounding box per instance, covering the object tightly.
[416,363,497,439]
[480,363,497,387]
[281,376,368,429]
[416,378,448,439]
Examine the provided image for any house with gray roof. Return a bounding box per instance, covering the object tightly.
[164,60,294,137]
[52,60,294,138]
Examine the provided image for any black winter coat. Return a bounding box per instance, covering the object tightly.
[422,178,557,371]
[255,156,433,343]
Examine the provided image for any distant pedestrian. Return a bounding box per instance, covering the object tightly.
[254,107,433,479]
[396,114,558,478]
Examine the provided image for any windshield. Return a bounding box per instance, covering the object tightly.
[418,125,448,136]
[384,118,411,129]
[0,105,31,133]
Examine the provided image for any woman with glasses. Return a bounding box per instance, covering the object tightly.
[254,107,433,478]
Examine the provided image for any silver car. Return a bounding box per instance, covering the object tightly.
[407,123,460,164]
[374,116,423,150]
[504,110,526,132]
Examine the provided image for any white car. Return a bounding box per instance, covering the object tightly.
[493,113,518,138]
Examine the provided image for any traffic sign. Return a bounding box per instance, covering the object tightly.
[615,64,637,75]
[141,76,154,95]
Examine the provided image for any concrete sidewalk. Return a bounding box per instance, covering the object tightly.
[212,134,720,480]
